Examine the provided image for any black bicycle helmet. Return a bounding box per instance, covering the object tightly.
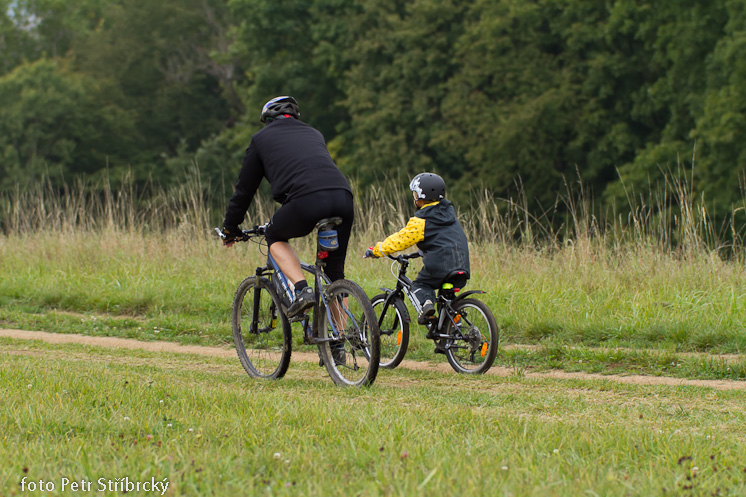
[409,172,446,201]
[260,96,300,123]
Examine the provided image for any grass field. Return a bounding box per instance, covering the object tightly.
[2,337,745,496]
[2,177,746,495]
[2,229,746,381]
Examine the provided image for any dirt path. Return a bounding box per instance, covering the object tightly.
[2,329,745,391]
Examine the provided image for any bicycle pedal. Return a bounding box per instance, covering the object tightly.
[433,338,447,354]
[288,314,306,324]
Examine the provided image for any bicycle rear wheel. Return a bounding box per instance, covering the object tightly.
[370,293,409,369]
[444,298,498,374]
[232,276,292,379]
[318,279,380,387]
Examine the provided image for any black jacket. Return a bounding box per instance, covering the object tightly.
[223,118,351,227]
[415,200,470,279]
[372,199,470,280]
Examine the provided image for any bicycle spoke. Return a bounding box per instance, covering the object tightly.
[444,299,498,374]
[232,277,291,380]
[370,293,409,369]
[318,280,380,387]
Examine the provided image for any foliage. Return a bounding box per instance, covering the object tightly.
[1,0,746,227]
[0,58,135,188]
[68,0,237,182]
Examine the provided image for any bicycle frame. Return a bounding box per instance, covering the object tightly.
[256,249,343,345]
[377,256,422,320]
[218,218,381,386]
[377,253,487,350]
[218,219,348,346]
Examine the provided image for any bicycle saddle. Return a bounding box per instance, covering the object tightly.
[442,269,470,291]
[316,217,343,231]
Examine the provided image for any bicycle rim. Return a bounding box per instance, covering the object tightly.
[232,276,292,379]
[319,279,380,387]
[445,298,499,374]
[371,293,409,369]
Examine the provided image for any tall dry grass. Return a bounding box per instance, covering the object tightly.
[0,172,218,236]
[2,169,742,259]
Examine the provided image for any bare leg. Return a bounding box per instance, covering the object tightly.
[328,293,349,365]
[269,242,305,285]
[330,296,349,330]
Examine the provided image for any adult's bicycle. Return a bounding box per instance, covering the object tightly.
[216,217,380,387]
[368,252,498,374]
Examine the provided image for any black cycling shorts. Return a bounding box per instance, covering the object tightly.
[265,189,354,282]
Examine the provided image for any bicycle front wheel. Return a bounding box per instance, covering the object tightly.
[318,279,380,387]
[370,293,409,369]
[444,298,499,374]
[232,276,292,380]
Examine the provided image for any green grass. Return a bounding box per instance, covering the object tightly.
[3,178,746,495]
[2,337,746,496]
[2,230,746,380]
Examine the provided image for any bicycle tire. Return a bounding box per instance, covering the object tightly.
[318,279,380,387]
[444,298,499,374]
[232,276,292,380]
[370,293,409,369]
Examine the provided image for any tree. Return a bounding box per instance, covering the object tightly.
[71,0,238,182]
[227,0,351,140]
[603,0,731,214]
[316,0,474,187]
[688,0,746,216]
[0,58,135,188]
[0,0,34,75]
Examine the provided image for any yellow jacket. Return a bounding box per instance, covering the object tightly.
[371,201,437,257]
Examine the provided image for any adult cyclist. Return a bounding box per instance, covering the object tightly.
[221,96,354,319]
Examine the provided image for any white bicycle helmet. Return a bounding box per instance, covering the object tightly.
[260,96,300,123]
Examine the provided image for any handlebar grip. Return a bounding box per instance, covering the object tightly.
[214,222,270,242]
[387,252,422,261]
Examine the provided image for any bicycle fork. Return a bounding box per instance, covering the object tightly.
[250,282,262,334]
[248,279,280,335]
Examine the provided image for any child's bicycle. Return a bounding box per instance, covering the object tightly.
[215,217,380,387]
[368,252,498,374]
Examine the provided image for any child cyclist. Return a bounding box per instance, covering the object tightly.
[364,173,470,324]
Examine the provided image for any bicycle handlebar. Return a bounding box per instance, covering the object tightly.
[387,252,422,263]
[214,223,269,242]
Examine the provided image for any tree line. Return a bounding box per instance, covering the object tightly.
[1,0,745,225]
